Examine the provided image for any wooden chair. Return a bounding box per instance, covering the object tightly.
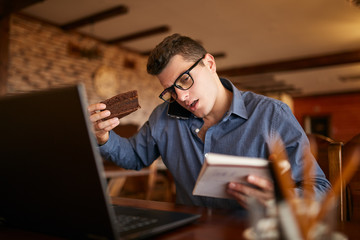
[343,134,360,221]
[307,133,348,221]
[104,160,158,200]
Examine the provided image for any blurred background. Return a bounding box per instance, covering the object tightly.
[1,0,360,207]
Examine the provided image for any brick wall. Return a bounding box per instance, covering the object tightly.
[7,14,163,126]
[293,92,360,142]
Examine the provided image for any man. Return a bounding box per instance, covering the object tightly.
[88,34,330,209]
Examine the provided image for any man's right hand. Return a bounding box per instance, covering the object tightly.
[88,103,120,145]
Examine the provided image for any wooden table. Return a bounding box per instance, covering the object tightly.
[1,197,360,239]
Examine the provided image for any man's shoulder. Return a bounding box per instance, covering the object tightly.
[149,102,168,122]
[240,90,288,110]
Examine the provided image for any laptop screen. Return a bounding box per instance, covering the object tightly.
[0,85,119,239]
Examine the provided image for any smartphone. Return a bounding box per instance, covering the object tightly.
[167,101,192,119]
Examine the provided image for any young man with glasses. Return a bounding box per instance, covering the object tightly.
[88,34,330,209]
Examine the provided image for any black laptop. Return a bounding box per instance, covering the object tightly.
[0,84,200,240]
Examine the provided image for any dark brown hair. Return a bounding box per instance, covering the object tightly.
[147,33,207,75]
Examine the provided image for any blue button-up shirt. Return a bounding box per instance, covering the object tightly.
[100,78,331,209]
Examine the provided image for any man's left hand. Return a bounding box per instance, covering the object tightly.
[226,175,274,209]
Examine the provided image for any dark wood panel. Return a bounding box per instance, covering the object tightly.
[61,5,128,30]
[0,15,9,95]
[218,49,360,77]
[0,0,43,18]
[1,0,43,96]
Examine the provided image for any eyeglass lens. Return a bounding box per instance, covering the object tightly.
[161,73,193,102]
[176,73,193,90]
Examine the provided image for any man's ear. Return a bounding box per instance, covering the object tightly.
[204,53,216,73]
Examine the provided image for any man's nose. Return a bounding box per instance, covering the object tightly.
[175,88,189,102]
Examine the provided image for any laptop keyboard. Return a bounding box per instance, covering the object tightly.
[111,204,200,239]
[115,214,158,233]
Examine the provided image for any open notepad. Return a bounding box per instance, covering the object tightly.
[193,153,271,199]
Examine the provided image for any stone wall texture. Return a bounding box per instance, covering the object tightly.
[8,14,164,127]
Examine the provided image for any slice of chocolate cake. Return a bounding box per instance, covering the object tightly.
[101,90,140,121]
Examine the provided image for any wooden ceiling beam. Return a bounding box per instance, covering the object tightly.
[212,52,226,59]
[0,0,43,18]
[140,50,226,59]
[107,25,170,44]
[218,49,360,77]
[235,84,301,95]
[61,5,128,31]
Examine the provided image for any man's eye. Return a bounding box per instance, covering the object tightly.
[178,75,191,86]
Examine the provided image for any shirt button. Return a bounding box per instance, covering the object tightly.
[195,128,200,133]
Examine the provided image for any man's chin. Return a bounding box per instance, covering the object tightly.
[193,111,205,118]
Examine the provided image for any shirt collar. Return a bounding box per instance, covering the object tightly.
[220,78,249,120]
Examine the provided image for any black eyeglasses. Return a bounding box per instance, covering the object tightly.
[159,56,205,103]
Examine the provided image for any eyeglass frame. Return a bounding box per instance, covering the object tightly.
[158,55,205,103]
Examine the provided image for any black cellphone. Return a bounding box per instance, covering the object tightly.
[167,101,192,119]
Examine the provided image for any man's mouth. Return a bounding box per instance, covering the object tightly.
[189,99,198,110]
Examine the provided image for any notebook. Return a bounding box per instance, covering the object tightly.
[0,84,200,240]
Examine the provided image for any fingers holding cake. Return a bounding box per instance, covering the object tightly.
[87,90,141,145]
[88,103,106,121]
[88,103,117,126]
[96,117,120,132]
[87,102,119,145]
